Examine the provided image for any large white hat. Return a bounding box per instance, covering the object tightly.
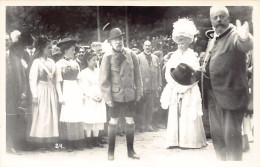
[172,18,198,43]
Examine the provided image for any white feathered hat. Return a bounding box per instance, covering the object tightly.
[172,18,198,43]
[10,30,21,43]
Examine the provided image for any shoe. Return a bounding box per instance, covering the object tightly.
[108,124,117,161]
[39,147,49,153]
[152,124,159,131]
[66,141,74,152]
[157,124,165,129]
[10,148,22,155]
[146,125,154,132]
[99,137,108,144]
[73,141,84,151]
[93,137,104,148]
[128,150,140,159]
[167,146,179,149]
[67,148,74,152]
[125,123,140,160]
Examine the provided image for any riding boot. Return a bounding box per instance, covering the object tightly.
[108,123,117,161]
[125,123,140,159]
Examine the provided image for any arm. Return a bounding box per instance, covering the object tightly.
[55,62,64,104]
[99,54,112,103]
[234,20,253,53]
[29,59,38,103]
[132,52,143,99]
[77,71,96,98]
[234,33,253,53]
[9,55,23,96]
[157,58,162,90]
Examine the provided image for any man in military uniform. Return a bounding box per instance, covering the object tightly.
[99,28,143,160]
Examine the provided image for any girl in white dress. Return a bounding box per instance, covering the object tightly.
[78,51,107,148]
[161,19,207,149]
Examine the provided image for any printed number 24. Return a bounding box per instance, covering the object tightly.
[55,143,63,149]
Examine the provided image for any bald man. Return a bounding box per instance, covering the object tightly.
[201,6,253,160]
[137,41,162,132]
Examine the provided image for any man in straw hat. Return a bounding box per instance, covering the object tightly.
[99,28,143,160]
[201,6,253,160]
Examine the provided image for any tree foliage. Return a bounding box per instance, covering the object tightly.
[6,6,253,44]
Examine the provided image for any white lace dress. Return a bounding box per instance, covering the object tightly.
[78,67,107,130]
[160,48,207,148]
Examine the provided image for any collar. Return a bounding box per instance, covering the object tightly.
[143,52,151,56]
[112,47,124,54]
[64,56,71,61]
[76,58,81,63]
[214,24,232,40]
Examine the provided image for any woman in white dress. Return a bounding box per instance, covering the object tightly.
[56,38,85,152]
[29,37,59,151]
[78,51,107,148]
[161,19,207,149]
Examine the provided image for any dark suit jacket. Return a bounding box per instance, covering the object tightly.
[99,47,143,103]
[202,24,253,110]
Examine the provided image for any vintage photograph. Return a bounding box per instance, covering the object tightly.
[2,3,258,167]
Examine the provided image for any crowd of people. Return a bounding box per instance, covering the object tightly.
[5,6,254,161]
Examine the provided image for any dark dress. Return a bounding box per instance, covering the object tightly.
[6,47,28,151]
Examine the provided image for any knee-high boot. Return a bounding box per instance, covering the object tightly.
[125,123,140,159]
[108,123,117,161]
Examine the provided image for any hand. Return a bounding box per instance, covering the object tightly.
[136,95,142,102]
[178,92,184,99]
[32,96,38,105]
[236,20,250,40]
[21,92,27,100]
[93,96,102,103]
[158,86,162,92]
[106,101,114,107]
[59,96,65,105]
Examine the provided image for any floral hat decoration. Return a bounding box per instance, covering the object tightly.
[172,18,198,44]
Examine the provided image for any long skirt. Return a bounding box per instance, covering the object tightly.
[30,81,59,143]
[164,85,207,148]
[59,80,85,140]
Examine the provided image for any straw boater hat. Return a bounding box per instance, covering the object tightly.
[170,63,201,86]
[108,28,125,41]
[172,18,198,43]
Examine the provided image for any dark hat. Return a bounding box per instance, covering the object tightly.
[57,37,76,47]
[108,28,125,41]
[19,32,34,47]
[35,36,51,50]
[170,63,201,86]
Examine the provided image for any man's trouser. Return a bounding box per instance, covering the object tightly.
[138,91,157,128]
[207,89,245,161]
